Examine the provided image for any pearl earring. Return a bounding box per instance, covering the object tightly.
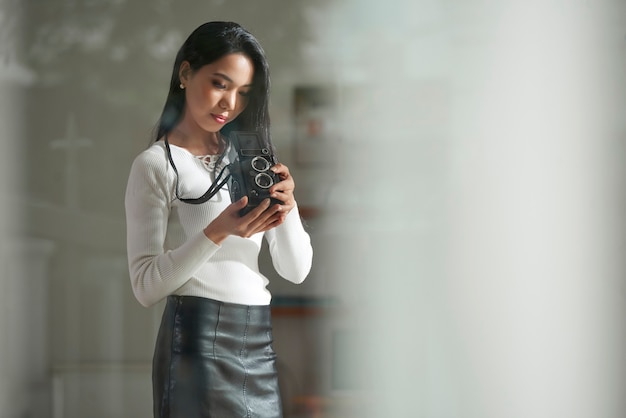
[180,83,185,89]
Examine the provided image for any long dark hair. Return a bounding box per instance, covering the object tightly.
[153,21,272,148]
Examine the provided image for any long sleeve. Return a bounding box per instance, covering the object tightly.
[125,148,220,307]
[126,142,314,307]
[264,204,313,284]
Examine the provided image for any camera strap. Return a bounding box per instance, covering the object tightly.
[164,135,232,205]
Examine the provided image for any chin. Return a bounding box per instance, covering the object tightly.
[201,124,223,133]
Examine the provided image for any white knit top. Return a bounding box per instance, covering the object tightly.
[125,141,313,307]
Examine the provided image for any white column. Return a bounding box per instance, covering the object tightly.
[0,1,46,417]
[0,238,55,418]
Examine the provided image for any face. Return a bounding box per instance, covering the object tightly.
[179,53,254,134]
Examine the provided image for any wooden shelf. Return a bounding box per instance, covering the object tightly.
[298,206,321,220]
[270,296,334,317]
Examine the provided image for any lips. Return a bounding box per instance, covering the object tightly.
[212,114,228,124]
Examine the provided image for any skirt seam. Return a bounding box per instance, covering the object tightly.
[240,306,252,418]
[162,296,182,418]
[212,302,221,360]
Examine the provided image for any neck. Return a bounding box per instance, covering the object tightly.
[169,128,223,155]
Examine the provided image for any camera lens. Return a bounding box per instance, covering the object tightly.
[255,172,274,189]
[251,156,270,172]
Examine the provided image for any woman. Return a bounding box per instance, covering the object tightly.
[125,21,313,418]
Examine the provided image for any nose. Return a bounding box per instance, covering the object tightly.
[219,91,237,111]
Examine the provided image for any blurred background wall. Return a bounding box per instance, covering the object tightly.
[0,0,625,417]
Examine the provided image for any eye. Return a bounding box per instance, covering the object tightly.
[239,90,251,97]
[212,80,226,89]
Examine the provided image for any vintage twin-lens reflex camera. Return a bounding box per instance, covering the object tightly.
[227,131,283,215]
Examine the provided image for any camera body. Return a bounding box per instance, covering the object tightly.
[227,131,282,215]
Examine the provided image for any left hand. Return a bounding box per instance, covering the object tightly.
[269,163,296,216]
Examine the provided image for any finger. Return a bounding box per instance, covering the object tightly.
[271,164,291,180]
[229,196,248,212]
[277,205,294,216]
[240,198,271,221]
[270,163,287,173]
[270,190,290,202]
[269,179,294,195]
[253,213,285,234]
[244,200,278,229]
[247,206,283,234]
[269,188,295,206]
[257,203,283,223]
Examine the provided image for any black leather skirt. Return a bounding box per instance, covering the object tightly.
[153,295,283,418]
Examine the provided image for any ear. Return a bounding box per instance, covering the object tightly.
[178,61,192,85]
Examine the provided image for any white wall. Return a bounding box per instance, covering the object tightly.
[320,1,626,417]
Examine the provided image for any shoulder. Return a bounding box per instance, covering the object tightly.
[131,142,168,171]
[125,143,174,214]
[127,142,175,191]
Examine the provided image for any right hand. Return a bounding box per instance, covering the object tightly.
[203,196,284,244]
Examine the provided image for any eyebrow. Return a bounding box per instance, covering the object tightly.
[213,72,253,87]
